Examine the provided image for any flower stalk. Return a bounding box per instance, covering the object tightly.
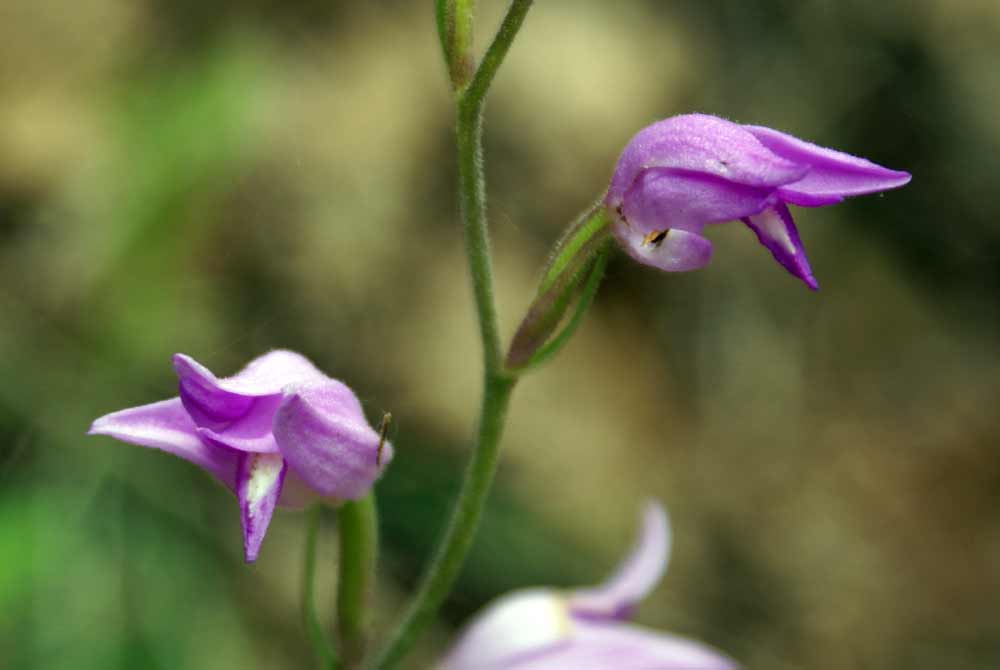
[374,2,533,668]
[374,374,514,670]
[303,505,338,670]
[338,495,379,670]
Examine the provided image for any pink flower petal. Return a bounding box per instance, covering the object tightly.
[273,381,390,500]
[88,398,237,489]
[745,125,911,206]
[173,350,333,452]
[503,620,738,670]
[607,114,809,209]
[441,590,571,670]
[196,395,283,453]
[173,350,329,426]
[621,169,773,235]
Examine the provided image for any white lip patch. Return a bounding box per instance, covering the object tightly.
[244,453,284,518]
[753,207,796,256]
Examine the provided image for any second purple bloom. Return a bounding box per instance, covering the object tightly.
[89,350,392,562]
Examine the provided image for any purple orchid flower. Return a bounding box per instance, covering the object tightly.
[441,502,736,670]
[89,350,393,563]
[606,113,911,289]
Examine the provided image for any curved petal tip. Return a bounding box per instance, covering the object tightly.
[570,500,671,619]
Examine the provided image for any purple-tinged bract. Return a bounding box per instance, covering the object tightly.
[606,114,911,289]
[89,350,393,562]
[440,502,737,670]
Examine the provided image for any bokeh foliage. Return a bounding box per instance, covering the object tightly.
[1,1,999,668]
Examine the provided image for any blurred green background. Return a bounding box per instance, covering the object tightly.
[2,0,999,668]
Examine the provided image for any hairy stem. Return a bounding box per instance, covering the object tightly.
[458,0,534,372]
[374,375,514,670]
[374,3,534,668]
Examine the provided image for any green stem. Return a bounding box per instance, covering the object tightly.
[338,495,378,670]
[456,109,502,372]
[461,0,534,107]
[374,3,533,667]
[303,505,338,670]
[377,0,532,670]
[374,374,515,670]
[457,0,535,373]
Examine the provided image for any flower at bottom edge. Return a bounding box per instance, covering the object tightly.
[440,502,737,670]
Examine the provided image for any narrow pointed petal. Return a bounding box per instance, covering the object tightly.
[742,204,818,290]
[745,125,911,206]
[237,452,287,562]
[607,114,809,209]
[503,621,738,670]
[441,590,572,670]
[613,222,713,273]
[273,381,391,500]
[89,398,237,489]
[570,502,671,619]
